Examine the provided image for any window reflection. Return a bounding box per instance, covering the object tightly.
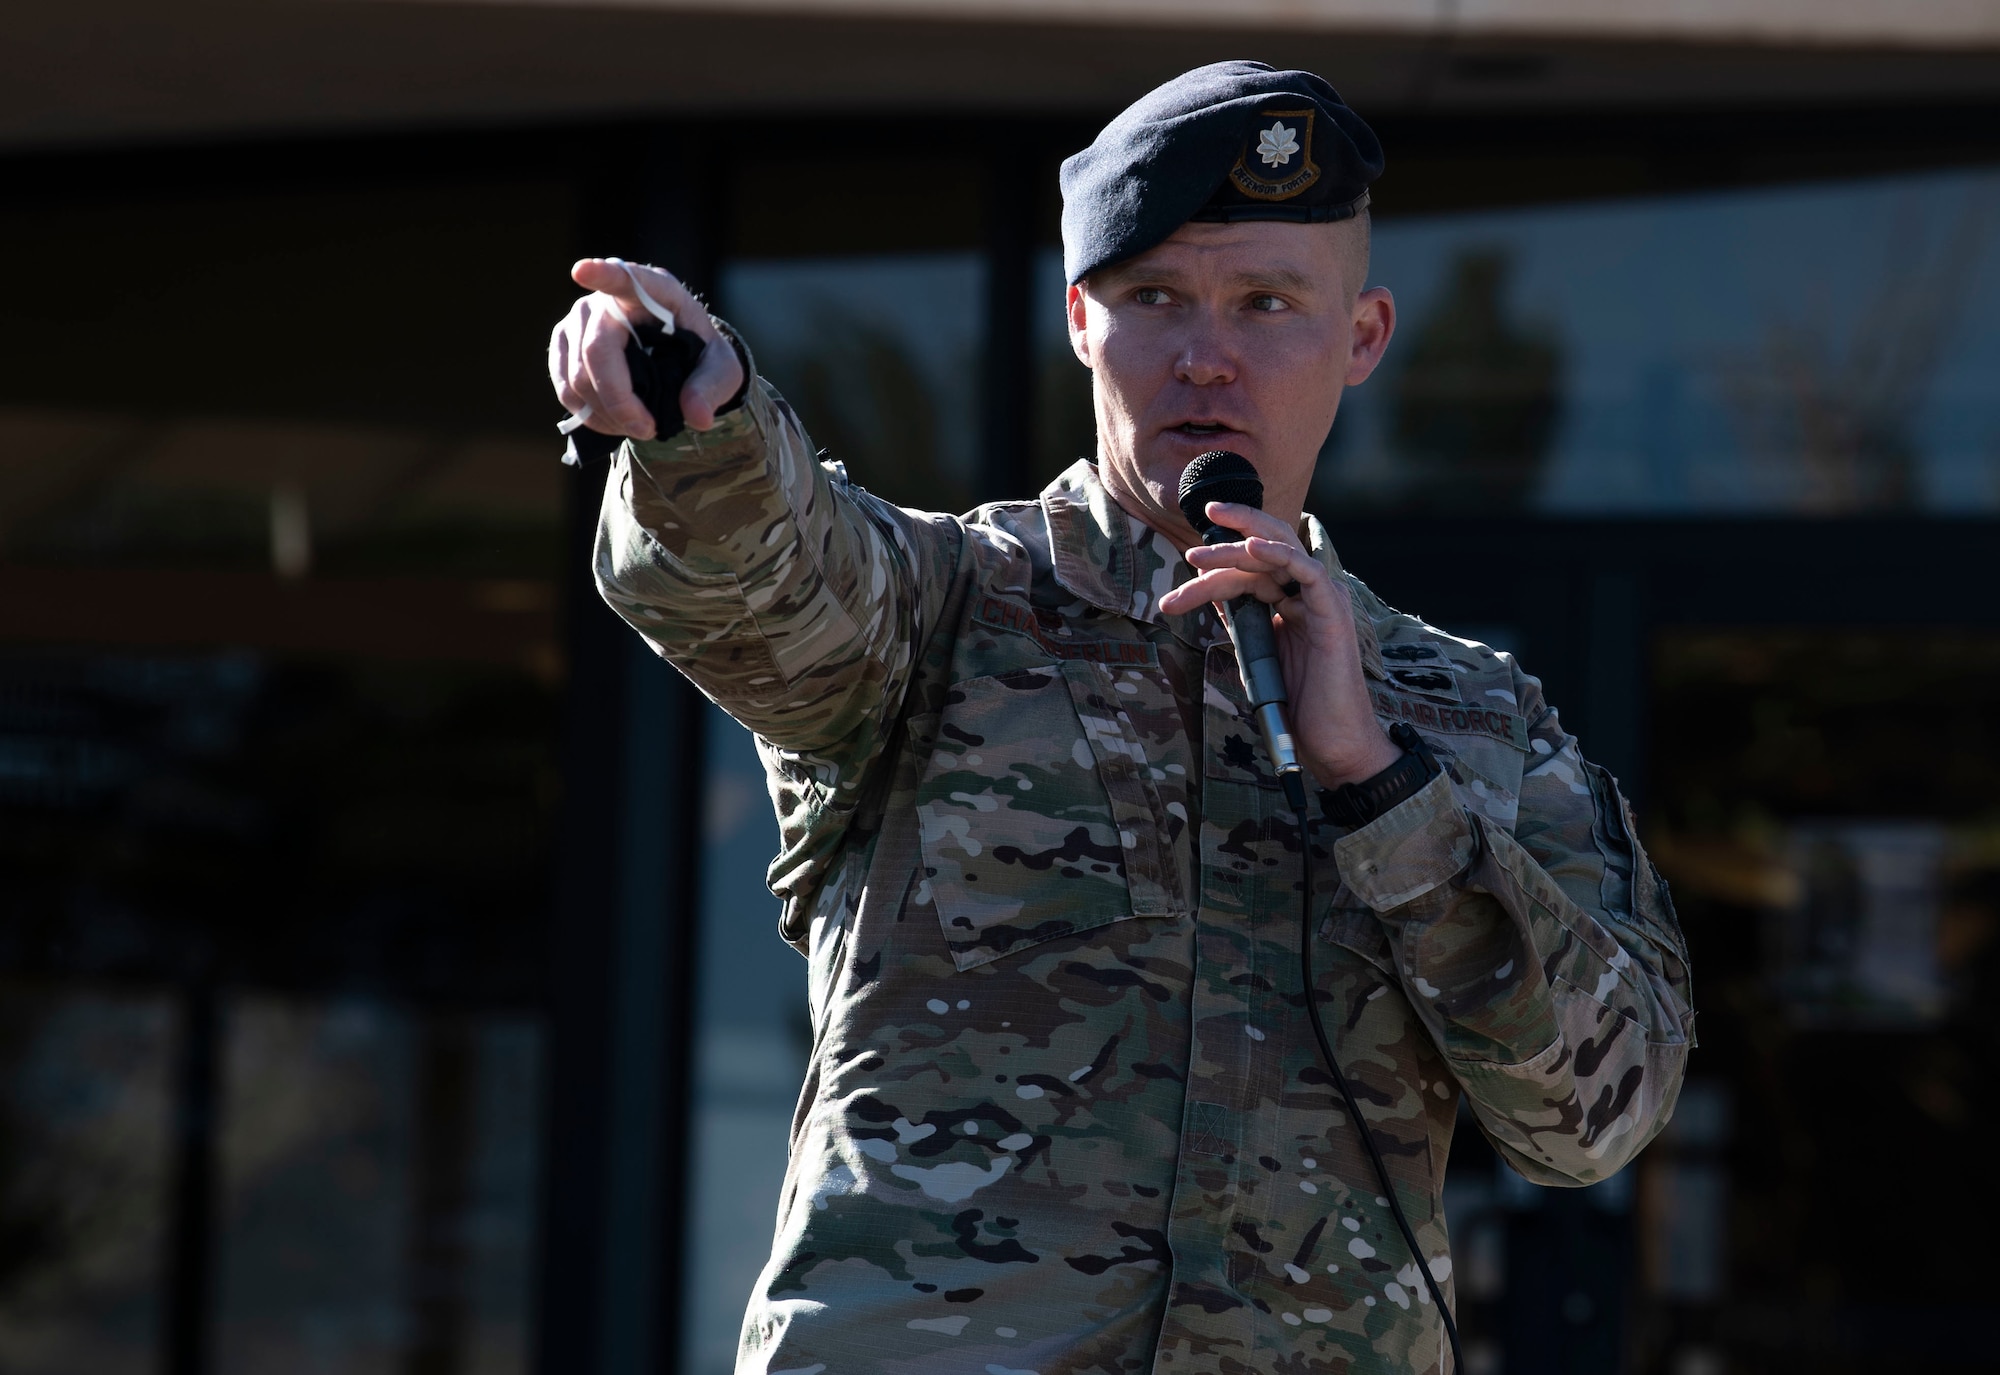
[0,642,558,1373]
[719,255,986,513]
[1385,248,1564,512]
[0,171,570,1375]
[0,648,559,991]
[0,983,173,1375]
[1322,166,2000,515]
[0,408,563,579]
[215,1000,542,1375]
[1644,629,2000,1371]
[680,704,803,1375]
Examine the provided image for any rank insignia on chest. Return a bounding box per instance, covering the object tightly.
[1229,107,1321,201]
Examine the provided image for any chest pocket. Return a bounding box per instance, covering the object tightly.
[915,661,1191,971]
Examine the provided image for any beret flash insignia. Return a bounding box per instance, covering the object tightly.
[1229,108,1320,201]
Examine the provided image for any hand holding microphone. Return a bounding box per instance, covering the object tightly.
[1157,450,1401,796]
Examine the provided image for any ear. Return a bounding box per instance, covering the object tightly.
[1066,282,1093,368]
[1344,286,1396,387]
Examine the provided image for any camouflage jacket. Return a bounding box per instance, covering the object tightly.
[594,338,1696,1375]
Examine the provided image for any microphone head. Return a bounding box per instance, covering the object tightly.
[1177,450,1264,537]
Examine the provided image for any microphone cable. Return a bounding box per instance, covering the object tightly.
[1281,771,1465,1375]
[1174,449,1462,1369]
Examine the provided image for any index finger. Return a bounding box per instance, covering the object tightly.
[1203,501,1304,551]
[571,259,718,342]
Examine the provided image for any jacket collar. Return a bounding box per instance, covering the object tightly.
[1039,459,1384,677]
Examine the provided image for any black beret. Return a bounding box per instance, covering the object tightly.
[1059,60,1384,284]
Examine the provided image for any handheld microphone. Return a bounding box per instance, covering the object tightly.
[1176,451,1308,812]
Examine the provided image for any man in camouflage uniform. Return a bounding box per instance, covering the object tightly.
[550,61,1693,1375]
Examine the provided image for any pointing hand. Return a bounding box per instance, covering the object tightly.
[548,258,746,440]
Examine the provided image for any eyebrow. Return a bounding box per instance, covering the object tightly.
[1235,266,1318,296]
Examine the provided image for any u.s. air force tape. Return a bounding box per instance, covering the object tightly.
[1371,688,1530,752]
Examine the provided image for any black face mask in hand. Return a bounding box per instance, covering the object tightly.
[560,323,712,468]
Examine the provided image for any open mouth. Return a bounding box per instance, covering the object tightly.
[1174,422,1234,437]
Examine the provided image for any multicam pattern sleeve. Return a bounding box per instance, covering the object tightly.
[1331,660,1696,1187]
[591,335,964,927]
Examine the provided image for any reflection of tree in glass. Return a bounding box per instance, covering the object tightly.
[1728,201,1985,512]
[775,305,967,515]
[1388,249,1564,512]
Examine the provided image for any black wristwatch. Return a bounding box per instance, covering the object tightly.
[1318,723,1440,828]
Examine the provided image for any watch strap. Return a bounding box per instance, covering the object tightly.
[1318,723,1440,828]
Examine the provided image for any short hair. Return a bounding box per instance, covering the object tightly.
[1338,207,1373,301]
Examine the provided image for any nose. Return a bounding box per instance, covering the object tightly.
[1173,320,1236,387]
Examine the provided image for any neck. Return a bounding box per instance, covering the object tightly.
[1098,455,1203,552]
[1097,454,1310,553]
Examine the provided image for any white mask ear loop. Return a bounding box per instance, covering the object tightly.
[611,257,680,335]
[556,261,683,445]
